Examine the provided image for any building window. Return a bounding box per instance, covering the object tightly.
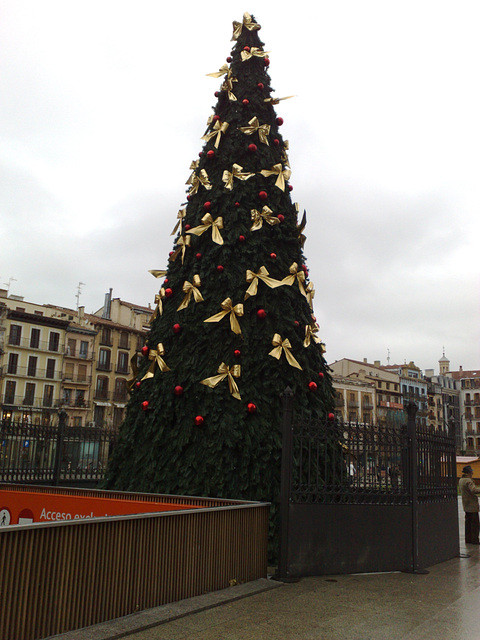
[116,351,129,374]
[27,356,38,377]
[78,364,87,382]
[114,378,128,402]
[98,348,111,371]
[24,383,35,405]
[46,359,56,379]
[113,407,124,428]
[43,385,54,408]
[65,362,74,380]
[63,388,72,405]
[94,405,105,427]
[8,324,22,346]
[136,335,145,351]
[7,353,18,375]
[119,331,129,349]
[67,339,76,356]
[73,416,82,427]
[79,341,89,359]
[5,380,16,404]
[95,376,109,400]
[101,327,112,346]
[49,332,60,352]
[75,389,86,407]
[30,328,40,349]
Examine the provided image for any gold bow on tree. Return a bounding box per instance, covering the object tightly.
[221,69,238,101]
[127,354,139,392]
[171,209,186,236]
[232,12,261,40]
[169,234,191,263]
[264,95,295,105]
[201,120,229,148]
[204,298,243,335]
[282,262,307,297]
[269,334,303,370]
[238,116,270,145]
[305,282,315,309]
[148,269,167,279]
[187,214,224,245]
[206,63,229,78]
[177,275,203,311]
[245,266,284,300]
[200,363,242,400]
[141,343,171,381]
[250,206,280,231]
[150,288,166,321]
[259,164,292,191]
[222,163,255,190]
[304,322,322,348]
[241,47,270,62]
[297,208,307,248]
[186,168,212,196]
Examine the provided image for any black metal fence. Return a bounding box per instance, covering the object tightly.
[0,412,116,486]
[278,395,459,578]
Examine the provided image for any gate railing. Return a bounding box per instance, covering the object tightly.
[278,392,457,579]
[0,413,116,485]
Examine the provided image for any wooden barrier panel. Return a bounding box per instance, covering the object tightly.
[0,486,269,640]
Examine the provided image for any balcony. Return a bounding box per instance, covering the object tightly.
[65,347,94,360]
[347,400,359,408]
[96,362,112,372]
[362,402,374,411]
[4,366,62,381]
[59,398,90,410]
[62,373,92,384]
[1,394,59,410]
[334,398,344,408]
[7,336,64,353]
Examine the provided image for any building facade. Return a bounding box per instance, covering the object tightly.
[381,362,428,427]
[331,375,376,423]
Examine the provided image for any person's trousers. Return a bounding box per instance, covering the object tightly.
[465,512,480,543]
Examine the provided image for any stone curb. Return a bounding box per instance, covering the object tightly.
[49,577,283,640]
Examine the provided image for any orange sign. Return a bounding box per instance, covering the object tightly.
[0,489,200,526]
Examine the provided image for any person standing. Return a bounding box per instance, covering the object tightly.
[459,465,480,544]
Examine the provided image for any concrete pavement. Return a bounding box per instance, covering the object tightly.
[54,499,480,640]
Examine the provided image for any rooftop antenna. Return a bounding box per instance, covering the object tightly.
[387,348,390,365]
[76,282,85,310]
[3,277,17,294]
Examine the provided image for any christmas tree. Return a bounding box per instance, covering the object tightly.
[104,12,335,547]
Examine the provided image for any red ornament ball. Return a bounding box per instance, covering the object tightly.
[169,251,174,256]
[198,151,203,157]
[187,195,191,201]
[277,214,284,222]
[239,234,245,242]
[243,46,250,52]
[214,91,220,97]
[216,265,224,273]
[308,381,318,392]
[234,349,241,358]
[174,385,184,397]
[203,201,211,211]
[242,99,250,106]
[257,309,267,319]
[273,138,280,146]
[248,143,257,153]
[164,278,168,284]
[319,372,324,379]
[234,201,240,207]
[184,224,191,231]
[135,381,141,388]
[195,415,205,426]
[270,252,277,259]
[288,184,293,192]
[213,114,220,121]
[264,57,270,66]
[259,191,268,201]
[294,320,299,326]
[328,412,335,421]
[247,402,257,414]
[165,288,173,298]
[257,82,264,90]
[207,149,215,158]
[173,323,181,334]
[196,252,202,260]
[226,56,232,62]
[141,345,149,356]
[276,117,284,126]
[141,401,149,411]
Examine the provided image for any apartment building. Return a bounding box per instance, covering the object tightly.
[329,358,403,426]
[332,375,376,423]
[0,301,68,424]
[381,362,428,427]
[86,291,151,428]
[447,367,480,454]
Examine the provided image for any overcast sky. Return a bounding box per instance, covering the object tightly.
[1,0,479,373]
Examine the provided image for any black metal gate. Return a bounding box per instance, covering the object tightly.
[277,392,459,578]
